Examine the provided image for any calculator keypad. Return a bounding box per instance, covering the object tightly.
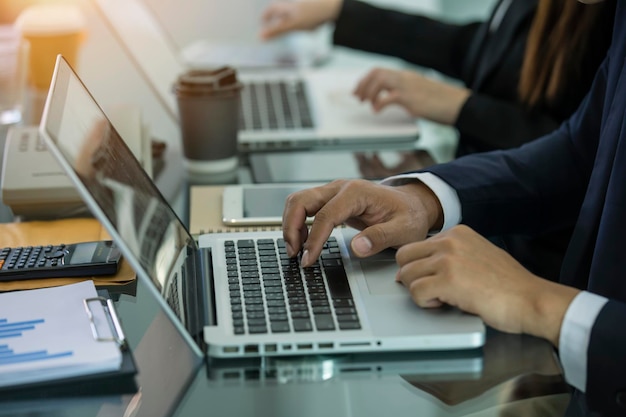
[0,244,67,271]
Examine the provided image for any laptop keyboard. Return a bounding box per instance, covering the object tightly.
[225,237,361,335]
[239,80,315,131]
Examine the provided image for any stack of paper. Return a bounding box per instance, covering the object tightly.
[0,281,122,388]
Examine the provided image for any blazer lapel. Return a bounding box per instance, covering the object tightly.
[470,0,537,90]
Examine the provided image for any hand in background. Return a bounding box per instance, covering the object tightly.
[355,150,435,179]
[354,68,471,125]
[282,179,443,267]
[395,225,580,346]
[259,0,343,40]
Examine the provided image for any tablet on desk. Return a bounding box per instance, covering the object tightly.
[249,151,404,183]
[222,183,324,226]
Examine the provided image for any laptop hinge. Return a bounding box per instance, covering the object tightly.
[198,247,217,328]
[182,246,215,354]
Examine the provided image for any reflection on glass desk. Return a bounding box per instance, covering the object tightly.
[0,274,570,417]
[180,328,569,417]
[0,127,570,417]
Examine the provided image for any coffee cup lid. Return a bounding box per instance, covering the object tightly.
[15,5,86,36]
[174,67,242,95]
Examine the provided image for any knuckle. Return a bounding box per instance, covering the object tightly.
[313,208,332,223]
[409,279,428,306]
[339,178,367,194]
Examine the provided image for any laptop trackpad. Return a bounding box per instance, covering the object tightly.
[359,252,407,296]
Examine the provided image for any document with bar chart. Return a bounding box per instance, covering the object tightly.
[0,281,122,388]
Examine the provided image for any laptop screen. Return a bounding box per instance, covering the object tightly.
[40,55,204,347]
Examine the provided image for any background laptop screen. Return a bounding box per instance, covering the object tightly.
[40,56,201,334]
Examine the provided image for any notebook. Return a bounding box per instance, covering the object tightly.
[93,0,420,151]
[39,56,484,358]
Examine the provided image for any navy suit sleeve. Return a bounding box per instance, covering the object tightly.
[456,93,561,150]
[333,0,481,80]
[427,49,626,415]
[425,55,609,237]
[586,301,626,415]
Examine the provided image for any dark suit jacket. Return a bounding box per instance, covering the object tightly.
[426,3,626,415]
[334,0,615,283]
[333,0,613,153]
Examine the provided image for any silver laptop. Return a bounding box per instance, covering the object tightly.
[94,0,420,151]
[40,56,484,358]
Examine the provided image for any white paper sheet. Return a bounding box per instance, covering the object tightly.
[0,281,122,387]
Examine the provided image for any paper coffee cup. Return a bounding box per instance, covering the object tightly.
[15,5,86,90]
[173,67,243,180]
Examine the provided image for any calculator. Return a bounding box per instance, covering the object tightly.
[0,241,122,281]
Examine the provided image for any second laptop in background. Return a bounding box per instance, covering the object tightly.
[94,0,420,151]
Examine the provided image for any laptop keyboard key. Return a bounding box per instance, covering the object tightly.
[314,314,336,331]
[310,299,330,307]
[268,307,287,315]
[312,306,331,315]
[336,314,359,322]
[338,321,361,330]
[291,310,310,319]
[247,319,267,327]
[246,311,266,320]
[335,307,356,315]
[333,299,354,308]
[271,322,290,333]
[292,319,313,332]
[248,325,268,334]
[324,267,353,299]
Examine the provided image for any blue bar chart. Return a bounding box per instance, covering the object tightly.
[0,282,123,389]
[0,318,73,366]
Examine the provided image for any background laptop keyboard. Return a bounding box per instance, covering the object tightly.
[225,237,361,335]
[239,80,314,131]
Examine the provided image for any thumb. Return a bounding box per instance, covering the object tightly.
[351,223,402,257]
[260,5,294,40]
[260,20,290,40]
[373,91,401,113]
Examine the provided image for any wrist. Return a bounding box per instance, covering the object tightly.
[524,279,580,347]
[397,181,443,231]
[429,83,471,125]
[326,0,343,21]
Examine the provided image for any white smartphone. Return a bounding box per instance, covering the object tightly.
[222,183,325,226]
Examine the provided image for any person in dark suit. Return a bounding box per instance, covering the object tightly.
[261,0,615,283]
[280,1,626,415]
[261,0,613,155]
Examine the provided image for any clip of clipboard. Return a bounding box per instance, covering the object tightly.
[84,296,127,348]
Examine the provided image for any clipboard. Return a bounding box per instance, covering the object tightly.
[0,290,138,400]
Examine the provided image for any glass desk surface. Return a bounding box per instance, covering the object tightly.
[0,273,571,417]
[0,136,571,417]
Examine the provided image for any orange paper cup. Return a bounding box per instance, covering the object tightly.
[15,5,86,90]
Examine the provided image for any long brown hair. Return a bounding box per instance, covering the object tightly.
[519,0,611,108]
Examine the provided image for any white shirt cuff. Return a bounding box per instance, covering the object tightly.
[559,291,608,392]
[380,172,461,232]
